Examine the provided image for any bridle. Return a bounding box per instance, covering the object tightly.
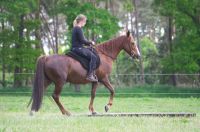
[127,38,137,59]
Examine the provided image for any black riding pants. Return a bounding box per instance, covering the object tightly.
[72,47,97,75]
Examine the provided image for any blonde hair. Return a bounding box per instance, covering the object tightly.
[73,14,87,27]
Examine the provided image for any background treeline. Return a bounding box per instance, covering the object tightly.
[0,0,200,88]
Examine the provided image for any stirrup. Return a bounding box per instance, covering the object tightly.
[86,75,98,82]
[93,74,98,80]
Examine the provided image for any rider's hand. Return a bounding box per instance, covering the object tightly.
[91,41,95,46]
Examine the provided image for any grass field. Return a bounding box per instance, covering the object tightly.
[0,85,200,132]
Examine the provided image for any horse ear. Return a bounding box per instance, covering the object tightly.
[126,30,130,37]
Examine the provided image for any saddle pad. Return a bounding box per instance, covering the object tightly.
[66,48,100,71]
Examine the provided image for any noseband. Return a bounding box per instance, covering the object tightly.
[127,39,136,58]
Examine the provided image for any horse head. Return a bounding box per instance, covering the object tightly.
[122,31,141,59]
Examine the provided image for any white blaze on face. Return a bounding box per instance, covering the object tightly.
[131,36,141,57]
[135,44,141,57]
[132,39,141,57]
[134,43,140,56]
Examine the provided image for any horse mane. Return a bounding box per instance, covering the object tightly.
[96,35,126,59]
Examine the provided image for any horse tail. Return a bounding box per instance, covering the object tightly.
[31,56,46,112]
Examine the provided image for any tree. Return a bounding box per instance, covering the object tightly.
[0,0,41,87]
[57,0,119,46]
[153,0,200,85]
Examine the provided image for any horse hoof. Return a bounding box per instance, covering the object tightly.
[92,111,98,115]
[105,105,109,112]
[66,113,71,116]
[63,112,71,116]
[29,111,35,116]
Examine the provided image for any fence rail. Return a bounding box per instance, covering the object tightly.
[0,73,200,88]
[1,73,200,75]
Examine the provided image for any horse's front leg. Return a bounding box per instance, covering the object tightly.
[101,76,115,112]
[89,82,98,115]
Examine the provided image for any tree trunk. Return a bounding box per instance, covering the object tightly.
[13,15,24,88]
[130,12,134,33]
[168,16,177,86]
[91,1,96,41]
[109,0,114,15]
[40,9,56,54]
[133,0,145,84]
[1,19,6,87]
[35,0,43,52]
[105,0,108,9]
[53,0,59,54]
[199,72,200,86]
[2,64,5,87]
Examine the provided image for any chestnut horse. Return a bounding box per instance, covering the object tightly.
[30,31,140,115]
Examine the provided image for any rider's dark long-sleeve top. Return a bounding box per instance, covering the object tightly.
[71,26,92,48]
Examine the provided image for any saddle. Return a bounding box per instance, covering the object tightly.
[66,47,100,71]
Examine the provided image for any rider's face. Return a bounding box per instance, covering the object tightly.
[80,18,86,27]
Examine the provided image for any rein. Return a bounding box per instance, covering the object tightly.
[97,48,116,60]
[127,41,135,58]
[95,36,137,60]
[126,37,136,58]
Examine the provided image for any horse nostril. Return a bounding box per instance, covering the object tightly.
[135,55,140,59]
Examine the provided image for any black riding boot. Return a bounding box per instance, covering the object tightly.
[86,72,98,82]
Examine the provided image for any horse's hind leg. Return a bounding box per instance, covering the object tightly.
[52,81,71,116]
[44,77,52,90]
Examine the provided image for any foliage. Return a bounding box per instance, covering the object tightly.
[153,0,200,73]
[1,0,200,87]
[56,0,119,47]
[123,0,134,12]
[140,37,159,72]
[0,0,41,86]
[0,0,120,87]
[115,37,159,75]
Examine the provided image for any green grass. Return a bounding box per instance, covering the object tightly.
[0,86,200,132]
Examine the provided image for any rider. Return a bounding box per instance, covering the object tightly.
[71,14,98,82]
